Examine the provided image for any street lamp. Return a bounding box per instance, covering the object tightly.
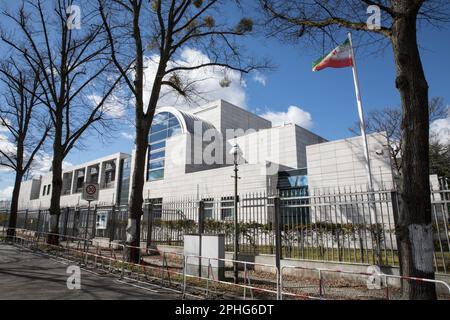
[229,142,242,284]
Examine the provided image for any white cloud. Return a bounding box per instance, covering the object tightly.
[0,133,73,176]
[141,48,248,110]
[431,107,450,145]
[29,152,73,177]
[0,186,13,201]
[0,133,15,154]
[0,133,16,173]
[252,71,267,86]
[0,120,10,132]
[121,132,134,140]
[260,106,314,129]
[88,94,126,118]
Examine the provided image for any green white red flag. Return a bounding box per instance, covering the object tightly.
[312,39,353,72]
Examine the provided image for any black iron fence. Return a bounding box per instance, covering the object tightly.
[1,187,449,272]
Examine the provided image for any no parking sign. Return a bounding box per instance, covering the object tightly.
[82,183,99,201]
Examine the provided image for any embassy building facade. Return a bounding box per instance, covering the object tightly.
[17,99,395,210]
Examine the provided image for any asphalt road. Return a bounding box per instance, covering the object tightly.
[0,243,182,300]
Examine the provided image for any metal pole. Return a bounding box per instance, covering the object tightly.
[233,153,239,284]
[391,191,404,290]
[85,201,91,240]
[24,209,29,230]
[146,203,153,249]
[198,200,204,278]
[110,205,116,243]
[347,32,374,194]
[182,256,187,299]
[348,32,381,265]
[63,207,69,240]
[84,202,91,258]
[92,205,97,239]
[319,269,323,297]
[36,209,42,243]
[274,197,282,298]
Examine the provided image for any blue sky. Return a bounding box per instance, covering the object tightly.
[0,3,449,199]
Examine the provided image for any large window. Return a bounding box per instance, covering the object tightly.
[202,198,215,220]
[103,160,116,188]
[146,198,163,219]
[220,196,235,220]
[62,172,73,195]
[96,212,108,230]
[73,169,85,193]
[277,169,310,225]
[87,165,99,184]
[147,112,182,181]
[118,158,131,205]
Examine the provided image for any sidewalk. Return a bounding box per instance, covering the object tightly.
[0,243,180,300]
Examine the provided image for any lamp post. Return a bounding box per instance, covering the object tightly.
[230,142,241,284]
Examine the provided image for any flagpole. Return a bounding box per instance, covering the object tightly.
[348,32,381,264]
[347,32,374,193]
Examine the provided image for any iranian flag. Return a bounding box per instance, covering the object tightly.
[312,39,353,72]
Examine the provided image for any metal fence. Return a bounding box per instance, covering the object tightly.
[2,228,449,300]
[1,187,449,272]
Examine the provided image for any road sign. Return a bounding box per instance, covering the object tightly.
[82,183,99,201]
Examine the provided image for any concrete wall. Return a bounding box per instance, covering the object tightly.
[19,153,130,210]
[430,174,440,190]
[17,179,37,209]
[295,125,328,168]
[305,133,397,251]
[192,100,271,136]
[191,101,223,133]
[232,124,325,172]
[143,161,272,199]
[306,132,394,190]
[219,100,271,134]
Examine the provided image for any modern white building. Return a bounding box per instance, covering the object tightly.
[17,99,395,210]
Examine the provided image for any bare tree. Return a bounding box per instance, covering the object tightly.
[349,97,448,175]
[261,0,450,299]
[0,0,125,245]
[429,143,450,179]
[0,60,50,239]
[97,0,267,262]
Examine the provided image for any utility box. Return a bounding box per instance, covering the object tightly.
[184,234,225,281]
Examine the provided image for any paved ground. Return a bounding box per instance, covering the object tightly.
[0,243,183,300]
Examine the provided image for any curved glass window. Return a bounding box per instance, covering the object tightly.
[147,112,182,181]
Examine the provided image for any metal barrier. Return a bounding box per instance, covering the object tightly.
[4,186,450,272]
[280,265,450,300]
[2,227,449,300]
[183,254,282,300]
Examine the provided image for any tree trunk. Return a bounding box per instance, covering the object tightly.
[126,118,149,263]
[7,139,24,239]
[47,144,64,246]
[6,171,24,239]
[391,4,436,300]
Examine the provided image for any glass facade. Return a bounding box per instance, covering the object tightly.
[62,172,73,195]
[202,198,215,220]
[278,168,308,197]
[74,169,85,193]
[118,158,131,205]
[103,160,116,188]
[220,196,234,220]
[87,165,99,184]
[278,169,310,225]
[147,112,182,181]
